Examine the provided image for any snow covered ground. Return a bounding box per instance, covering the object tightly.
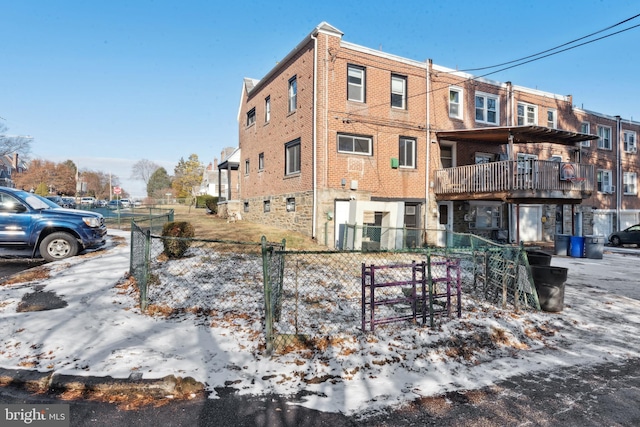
[1,229,639,417]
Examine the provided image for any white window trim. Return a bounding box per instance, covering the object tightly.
[391,74,406,109]
[597,125,612,150]
[288,77,297,113]
[517,102,538,126]
[347,65,365,103]
[580,122,591,147]
[264,97,271,123]
[623,172,638,195]
[469,201,502,230]
[624,131,637,153]
[449,86,463,120]
[475,91,499,125]
[547,108,557,129]
[399,137,416,168]
[337,134,373,156]
[598,169,613,193]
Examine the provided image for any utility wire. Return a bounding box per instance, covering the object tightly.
[459,13,640,72]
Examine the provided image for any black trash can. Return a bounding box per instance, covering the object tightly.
[554,234,571,256]
[584,235,605,259]
[526,250,552,266]
[530,265,568,312]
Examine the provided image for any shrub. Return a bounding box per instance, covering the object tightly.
[161,221,195,259]
[196,195,218,213]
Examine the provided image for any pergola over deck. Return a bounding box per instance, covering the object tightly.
[434,126,600,204]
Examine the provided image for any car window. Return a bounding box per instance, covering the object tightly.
[0,193,28,213]
[25,194,58,210]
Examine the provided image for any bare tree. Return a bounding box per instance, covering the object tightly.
[0,124,32,157]
[131,159,160,187]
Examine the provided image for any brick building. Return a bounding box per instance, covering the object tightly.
[230,22,640,248]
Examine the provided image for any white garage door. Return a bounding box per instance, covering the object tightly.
[517,205,542,242]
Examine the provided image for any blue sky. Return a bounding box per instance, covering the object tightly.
[1,1,639,197]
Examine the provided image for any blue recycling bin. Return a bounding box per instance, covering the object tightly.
[570,236,585,258]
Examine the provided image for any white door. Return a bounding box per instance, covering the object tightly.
[334,201,350,249]
[436,201,453,247]
[593,212,613,236]
[516,205,542,242]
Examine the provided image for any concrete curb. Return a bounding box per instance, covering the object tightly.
[0,367,206,399]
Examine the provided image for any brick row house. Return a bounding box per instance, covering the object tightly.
[228,22,639,249]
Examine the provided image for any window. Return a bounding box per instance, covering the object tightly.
[475,153,493,164]
[549,155,563,162]
[347,65,365,102]
[471,203,502,229]
[288,76,297,113]
[286,197,296,212]
[449,87,463,119]
[475,92,499,124]
[244,202,249,212]
[624,172,637,195]
[246,108,256,127]
[597,169,613,193]
[264,96,271,123]
[517,103,537,125]
[580,122,591,147]
[285,139,301,175]
[597,125,612,150]
[337,134,373,155]
[263,200,270,213]
[547,109,557,128]
[258,152,264,171]
[244,159,250,175]
[624,131,637,153]
[391,74,406,109]
[399,137,415,168]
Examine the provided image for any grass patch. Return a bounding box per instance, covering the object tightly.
[170,205,324,250]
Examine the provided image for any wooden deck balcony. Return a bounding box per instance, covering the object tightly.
[434,160,595,203]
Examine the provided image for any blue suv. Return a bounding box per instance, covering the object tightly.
[0,187,107,261]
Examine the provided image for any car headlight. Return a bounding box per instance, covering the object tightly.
[83,217,102,228]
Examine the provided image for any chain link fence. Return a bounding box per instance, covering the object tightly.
[130,222,540,355]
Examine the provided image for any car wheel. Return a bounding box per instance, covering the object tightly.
[39,232,79,262]
[611,236,622,247]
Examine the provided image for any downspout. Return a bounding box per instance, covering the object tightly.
[616,115,622,231]
[311,33,318,239]
[424,60,432,241]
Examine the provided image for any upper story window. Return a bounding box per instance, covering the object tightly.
[399,137,416,168]
[624,172,638,195]
[475,92,499,124]
[338,134,373,155]
[580,122,591,147]
[517,102,537,126]
[246,108,256,127]
[288,76,297,113]
[597,125,612,150]
[449,87,463,119]
[391,74,407,109]
[624,130,637,153]
[258,152,264,171]
[597,169,613,193]
[264,96,271,123]
[285,138,301,176]
[244,159,250,175]
[347,65,365,102]
[547,109,557,129]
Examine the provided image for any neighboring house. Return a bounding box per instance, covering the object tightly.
[216,147,242,218]
[236,21,639,248]
[0,153,27,188]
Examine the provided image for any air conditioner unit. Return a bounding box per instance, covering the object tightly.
[631,146,637,154]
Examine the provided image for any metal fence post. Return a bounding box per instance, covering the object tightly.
[261,236,274,355]
[140,229,151,311]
